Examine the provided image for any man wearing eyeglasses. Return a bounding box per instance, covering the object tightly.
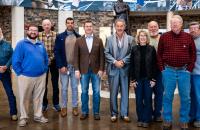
[12,25,49,127]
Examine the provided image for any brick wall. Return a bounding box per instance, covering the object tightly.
[73,11,115,37]
[24,7,58,32]
[0,6,11,42]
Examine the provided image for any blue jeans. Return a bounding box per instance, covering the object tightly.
[153,72,164,118]
[162,66,191,123]
[190,74,200,122]
[60,64,78,108]
[0,71,17,115]
[80,69,100,115]
[135,78,153,123]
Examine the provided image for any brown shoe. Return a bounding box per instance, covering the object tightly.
[72,107,79,116]
[163,121,172,130]
[60,107,67,117]
[80,114,88,120]
[121,116,131,123]
[180,122,189,130]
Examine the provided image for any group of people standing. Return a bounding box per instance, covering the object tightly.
[0,14,199,130]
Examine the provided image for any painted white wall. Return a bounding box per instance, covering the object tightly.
[12,6,24,49]
[167,11,174,31]
[58,10,73,33]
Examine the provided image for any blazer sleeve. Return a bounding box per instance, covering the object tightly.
[99,38,105,71]
[104,37,116,64]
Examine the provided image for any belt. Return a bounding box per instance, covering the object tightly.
[165,65,187,70]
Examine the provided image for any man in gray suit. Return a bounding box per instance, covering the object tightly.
[105,19,134,122]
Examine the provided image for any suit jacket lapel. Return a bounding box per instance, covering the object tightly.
[121,33,128,57]
[113,33,129,59]
[90,36,96,54]
[82,35,90,54]
[112,34,118,59]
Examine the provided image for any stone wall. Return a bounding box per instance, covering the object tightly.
[0,6,11,42]
[24,7,58,32]
[129,15,167,36]
[73,11,115,37]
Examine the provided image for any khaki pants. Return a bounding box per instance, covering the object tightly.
[17,73,46,120]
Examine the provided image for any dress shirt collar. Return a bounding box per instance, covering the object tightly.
[85,34,94,39]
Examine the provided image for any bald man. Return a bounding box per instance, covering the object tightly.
[38,19,60,112]
[147,21,163,122]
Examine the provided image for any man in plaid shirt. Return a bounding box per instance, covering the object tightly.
[157,15,196,130]
[38,19,60,112]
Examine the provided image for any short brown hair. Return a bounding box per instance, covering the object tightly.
[27,24,38,31]
[83,20,93,27]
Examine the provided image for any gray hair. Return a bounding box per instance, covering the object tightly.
[189,21,200,28]
[114,19,126,27]
[171,15,183,24]
[147,21,159,28]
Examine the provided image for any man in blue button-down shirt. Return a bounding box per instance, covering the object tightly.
[0,27,17,121]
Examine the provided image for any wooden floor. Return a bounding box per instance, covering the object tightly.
[0,74,198,130]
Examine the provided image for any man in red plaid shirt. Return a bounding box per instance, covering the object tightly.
[157,15,196,130]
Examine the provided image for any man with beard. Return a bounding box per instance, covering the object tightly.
[54,17,80,117]
[147,21,163,122]
[189,22,200,128]
[12,25,49,127]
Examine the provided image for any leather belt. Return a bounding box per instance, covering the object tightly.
[165,65,187,70]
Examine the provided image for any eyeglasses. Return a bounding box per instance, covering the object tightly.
[28,30,38,32]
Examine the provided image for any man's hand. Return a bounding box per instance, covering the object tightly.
[150,81,156,88]
[59,67,67,74]
[130,81,137,88]
[0,28,3,39]
[75,71,81,79]
[114,60,124,68]
[0,66,7,73]
[97,70,103,78]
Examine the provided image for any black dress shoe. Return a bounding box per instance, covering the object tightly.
[94,114,100,120]
[80,114,88,120]
[154,116,163,122]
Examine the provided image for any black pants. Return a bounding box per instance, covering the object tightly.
[43,59,59,106]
